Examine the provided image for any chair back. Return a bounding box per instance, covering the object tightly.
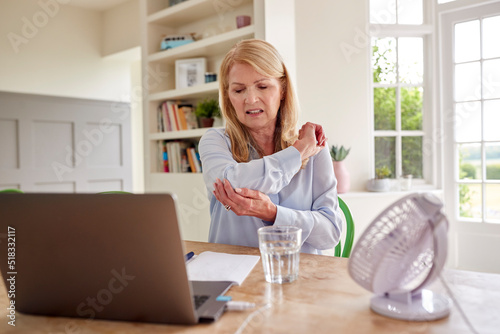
[0,189,23,194]
[334,197,355,258]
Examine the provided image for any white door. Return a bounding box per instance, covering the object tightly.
[0,92,132,193]
[441,1,500,273]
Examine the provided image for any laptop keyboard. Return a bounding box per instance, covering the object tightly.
[194,295,209,310]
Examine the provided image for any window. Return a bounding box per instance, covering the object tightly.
[452,15,500,222]
[370,0,430,182]
[440,0,500,273]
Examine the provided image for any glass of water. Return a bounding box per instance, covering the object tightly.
[258,226,302,284]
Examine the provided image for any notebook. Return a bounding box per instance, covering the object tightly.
[0,193,233,325]
[187,251,260,285]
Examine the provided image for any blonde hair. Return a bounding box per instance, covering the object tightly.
[219,39,299,162]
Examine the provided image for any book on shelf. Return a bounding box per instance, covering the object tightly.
[186,147,196,173]
[158,101,198,132]
[169,101,181,131]
[161,141,169,172]
[158,102,172,132]
[157,106,164,132]
[159,140,202,173]
[179,104,198,130]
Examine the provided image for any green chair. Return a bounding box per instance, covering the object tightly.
[334,197,355,258]
[0,189,23,193]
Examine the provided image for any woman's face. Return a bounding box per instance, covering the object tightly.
[227,62,282,134]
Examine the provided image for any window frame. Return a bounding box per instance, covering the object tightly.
[440,3,500,224]
[369,2,437,187]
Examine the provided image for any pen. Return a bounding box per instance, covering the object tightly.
[184,251,194,262]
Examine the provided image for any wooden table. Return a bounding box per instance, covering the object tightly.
[0,241,499,333]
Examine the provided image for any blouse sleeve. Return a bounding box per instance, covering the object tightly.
[199,128,303,194]
[273,147,343,251]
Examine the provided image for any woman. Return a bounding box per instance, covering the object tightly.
[199,39,342,254]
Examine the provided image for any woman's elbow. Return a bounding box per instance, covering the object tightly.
[309,224,341,250]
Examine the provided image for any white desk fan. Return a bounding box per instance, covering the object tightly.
[348,193,451,321]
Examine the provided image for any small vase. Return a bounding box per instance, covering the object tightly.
[333,160,350,194]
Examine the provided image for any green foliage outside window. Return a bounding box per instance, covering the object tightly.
[374,88,395,130]
[487,164,500,180]
[402,136,423,178]
[461,163,477,179]
[401,87,423,131]
[373,38,423,178]
[375,137,395,177]
[459,152,473,218]
[459,183,472,218]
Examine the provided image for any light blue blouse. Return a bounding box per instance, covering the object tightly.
[199,128,342,254]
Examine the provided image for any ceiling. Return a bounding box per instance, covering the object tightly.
[68,0,131,11]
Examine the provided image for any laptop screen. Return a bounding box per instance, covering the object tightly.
[0,193,205,324]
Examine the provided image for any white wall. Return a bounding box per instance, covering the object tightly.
[262,0,296,84]
[0,0,131,101]
[102,0,140,57]
[293,0,427,244]
[0,0,144,192]
[295,0,372,192]
[130,60,145,193]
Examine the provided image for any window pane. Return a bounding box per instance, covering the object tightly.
[486,143,500,180]
[370,0,397,24]
[485,184,500,222]
[372,38,397,84]
[483,59,500,99]
[402,136,423,178]
[401,87,423,130]
[484,99,500,141]
[483,15,500,59]
[375,137,396,177]
[398,0,423,24]
[398,38,423,84]
[454,20,480,63]
[459,183,482,219]
[374,88,396,130]
[454,62,481,102]
[458,143,482,180]
[455,102,481,142]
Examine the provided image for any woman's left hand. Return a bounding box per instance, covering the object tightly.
[294,122,327,161]
[213,178,277,222]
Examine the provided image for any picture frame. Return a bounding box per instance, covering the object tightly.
[175,58,207,89]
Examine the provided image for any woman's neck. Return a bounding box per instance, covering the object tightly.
[249,127,275,156]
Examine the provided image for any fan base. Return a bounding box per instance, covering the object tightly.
[370,290,451,321]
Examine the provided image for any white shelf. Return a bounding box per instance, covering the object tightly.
[148,25,255,62]
[149,127,220,141]
[148,0,252,27]
[149,81,218,102]
[151,172,204,176]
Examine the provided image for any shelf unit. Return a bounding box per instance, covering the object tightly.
[147,25,255,64]
[141,0,260,176]
[140,0,295,241]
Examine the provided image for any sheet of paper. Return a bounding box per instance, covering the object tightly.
[187,251,260,286]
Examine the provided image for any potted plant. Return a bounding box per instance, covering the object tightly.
[368,166,392,192]
[330,145,351,193]
[195,98,221,128]
[375,166,392,179]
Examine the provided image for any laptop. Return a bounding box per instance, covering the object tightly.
[0,193,233,325]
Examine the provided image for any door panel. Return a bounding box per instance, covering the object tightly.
[441,1,500,273]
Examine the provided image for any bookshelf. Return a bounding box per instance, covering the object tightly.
[140,0,296,241]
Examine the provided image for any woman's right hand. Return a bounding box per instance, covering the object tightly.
[213,179,277,222]
[293,122,327,160]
